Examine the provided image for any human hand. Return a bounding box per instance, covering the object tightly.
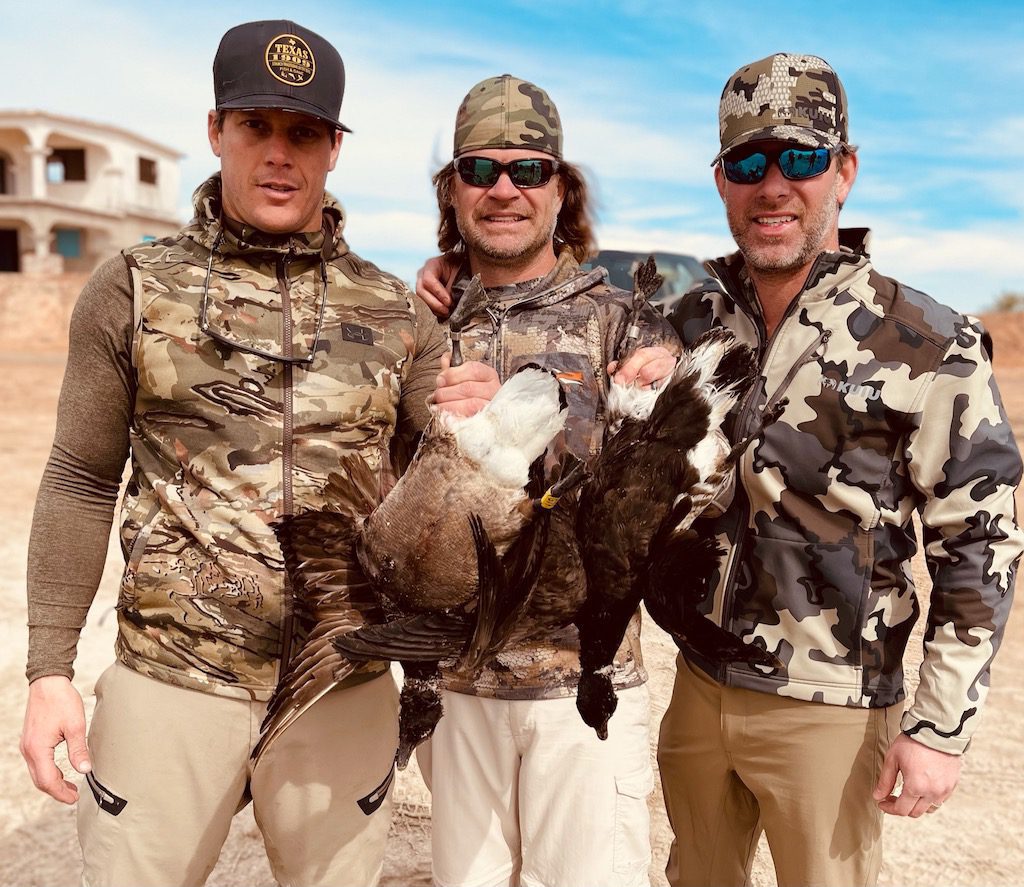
[607,345,677,388]
[430,355,501,417]
[415,254,459,319]
[21,674,91,804]
[873,733,961,817]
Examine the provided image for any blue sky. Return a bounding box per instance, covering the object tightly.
[4,0,1022,313]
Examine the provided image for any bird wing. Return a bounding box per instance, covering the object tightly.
[252,469,388,769]
[456,505,550,675]
[331,613,470,661]
[645,509,781,671]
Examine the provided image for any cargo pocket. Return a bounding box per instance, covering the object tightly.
[612,765,654,875]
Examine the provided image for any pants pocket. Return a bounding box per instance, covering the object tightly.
[612,766,654,875]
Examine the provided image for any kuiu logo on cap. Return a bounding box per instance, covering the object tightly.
[265,33,316,86]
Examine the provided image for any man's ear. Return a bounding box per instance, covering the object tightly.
[713,164,727,202]
[208,110,222,158]
[327,130,343,171]
[836,149,858,208]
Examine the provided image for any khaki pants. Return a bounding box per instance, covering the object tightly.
[657,655,901,887]
[418,686,653,887]
[78,663,399,887]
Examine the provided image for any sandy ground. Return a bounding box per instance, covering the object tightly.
[1,288,1022,886]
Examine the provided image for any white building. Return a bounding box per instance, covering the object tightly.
[0,110,183,273]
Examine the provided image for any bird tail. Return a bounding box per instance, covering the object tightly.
[456,505,550,675]
[655,328,756,429]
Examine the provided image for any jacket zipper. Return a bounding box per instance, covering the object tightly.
[714,260,832,653]
[764,328,832,414]
[278,250,296,674]
[487,284,588,378]
[488,304,510,378]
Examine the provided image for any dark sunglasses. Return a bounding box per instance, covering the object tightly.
[455,156,559,189]
[721,145,839,185]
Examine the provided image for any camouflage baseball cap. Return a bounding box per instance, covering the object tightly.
[713,53,848,164]
[453,74,562,159]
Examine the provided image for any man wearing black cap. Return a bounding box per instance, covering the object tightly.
[658,53,1022,886]
[20,20,446,886]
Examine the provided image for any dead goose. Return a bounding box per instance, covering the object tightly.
[254,365,571,769]
[574,259,782,740]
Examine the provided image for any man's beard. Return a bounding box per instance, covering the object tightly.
[458,211,559,268]
[731,176,841,274]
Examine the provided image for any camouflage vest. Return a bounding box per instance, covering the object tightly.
[114,176,417,700]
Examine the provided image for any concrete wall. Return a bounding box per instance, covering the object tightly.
[0,272,90,354]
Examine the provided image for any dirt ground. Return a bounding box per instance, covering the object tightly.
[1,279,1021,886]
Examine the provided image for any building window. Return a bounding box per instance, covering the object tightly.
[0,229,18,271]
[47,148,87,183]
[139,156,158,185]
[55,228,82,259]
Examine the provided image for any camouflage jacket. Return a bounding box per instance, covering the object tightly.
[669,229,1023,753]
[115,174,445,700]
[441,250,681,699]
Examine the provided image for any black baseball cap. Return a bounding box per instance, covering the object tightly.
[213,20,351,132]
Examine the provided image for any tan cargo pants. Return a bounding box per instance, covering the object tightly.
[657,654,901,887]
[78,662,399,887]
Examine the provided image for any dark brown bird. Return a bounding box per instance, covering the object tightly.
[255,366,572,769]
[574,261,782,740]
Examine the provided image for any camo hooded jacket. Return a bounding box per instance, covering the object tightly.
[114,174,445,700]
[668,229,1023,754]
[441,250,681,699]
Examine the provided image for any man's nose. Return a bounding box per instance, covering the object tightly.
[265,130,294,166]
[754,160,791,198]
[488,171,521,199]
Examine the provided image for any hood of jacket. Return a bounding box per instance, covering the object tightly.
[182,173,350,262]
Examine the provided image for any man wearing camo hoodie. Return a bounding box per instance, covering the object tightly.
[419,74,678,887]
[659,53,1024,887]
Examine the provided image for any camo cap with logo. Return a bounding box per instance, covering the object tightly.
[214,20,352,132]
[453,74,562,159]
[713,53,848,164]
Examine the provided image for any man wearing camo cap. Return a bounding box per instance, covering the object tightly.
[659,52,1023,886]
[20,19,446,886]
[416,74,679,887]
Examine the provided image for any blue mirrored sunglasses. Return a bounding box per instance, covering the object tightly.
[722,146,838,185]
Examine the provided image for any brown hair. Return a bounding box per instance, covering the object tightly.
[433,159,597,264]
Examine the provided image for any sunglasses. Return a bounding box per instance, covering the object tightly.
[721,145,838,185]
[455,156,559,189]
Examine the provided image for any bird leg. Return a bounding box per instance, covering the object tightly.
[529,453,588,512]
[446,274,487,368]
[616,255,664,364]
